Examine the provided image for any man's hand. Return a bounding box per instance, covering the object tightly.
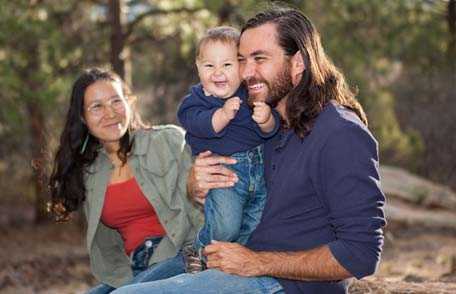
[204,241,265,277]
[252,101,272,125]
[205,241,353,282]
[187,151,238,205]
[221,97,241,121]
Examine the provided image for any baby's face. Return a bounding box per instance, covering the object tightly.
[196,40,241,99]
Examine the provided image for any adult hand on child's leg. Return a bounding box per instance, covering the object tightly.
[187,151,238,205]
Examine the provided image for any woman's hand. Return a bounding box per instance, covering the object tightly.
[187,151,238,205]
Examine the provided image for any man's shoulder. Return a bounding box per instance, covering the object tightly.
[309,101,373,148]
[317,102,367,133]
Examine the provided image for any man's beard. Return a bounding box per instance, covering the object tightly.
[246,65,293,108]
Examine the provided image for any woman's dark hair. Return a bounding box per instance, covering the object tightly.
[48,68,146,221]
[242,6,367,137]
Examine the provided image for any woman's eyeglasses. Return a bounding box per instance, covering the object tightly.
[86,96,125,117]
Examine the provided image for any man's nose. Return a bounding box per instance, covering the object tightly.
[240,61,255,81]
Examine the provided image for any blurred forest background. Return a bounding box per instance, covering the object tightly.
[0,0,455,293]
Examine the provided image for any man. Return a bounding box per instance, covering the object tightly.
[113,6,386,294]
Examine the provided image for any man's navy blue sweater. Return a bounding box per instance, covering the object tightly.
[246,102,386,294]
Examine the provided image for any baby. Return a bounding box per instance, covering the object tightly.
[177,26,279,272]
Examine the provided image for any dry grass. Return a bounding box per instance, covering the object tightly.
[1,219,455,293]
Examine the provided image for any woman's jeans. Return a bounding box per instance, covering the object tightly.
[86,236,185,294]
[194,145,267,253]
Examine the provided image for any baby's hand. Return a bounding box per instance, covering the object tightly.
[222,97,241,120]
[252,101,272,125]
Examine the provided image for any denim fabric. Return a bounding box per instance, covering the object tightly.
[130,236,163,276]
[86,236,185,294]
[194,145,267,251]
[86,283,115,294]
[128,253,185,284]
[111,269,284,294]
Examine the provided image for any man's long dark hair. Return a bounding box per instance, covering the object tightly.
[242,7,367,137]
[48,68,146,221]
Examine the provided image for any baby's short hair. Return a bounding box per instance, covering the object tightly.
[196,26,240,59]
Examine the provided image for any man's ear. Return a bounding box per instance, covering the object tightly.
[291,51,305,76]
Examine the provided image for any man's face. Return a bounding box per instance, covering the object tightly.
[238,23,293,108]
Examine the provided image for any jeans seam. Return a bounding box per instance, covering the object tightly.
[255,277,283,294]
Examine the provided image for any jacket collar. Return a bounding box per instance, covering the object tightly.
[88,129,149,173]
[96,129,149,158]
[130,129,149,156]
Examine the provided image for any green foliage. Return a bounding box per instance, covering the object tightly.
[1,0,455,205]
[290,0,452,168]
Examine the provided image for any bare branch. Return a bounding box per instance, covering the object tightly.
[124,6,205,40]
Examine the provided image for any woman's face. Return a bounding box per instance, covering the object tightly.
[83,80,131,148]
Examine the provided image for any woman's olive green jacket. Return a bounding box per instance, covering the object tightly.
[83,125,203,287]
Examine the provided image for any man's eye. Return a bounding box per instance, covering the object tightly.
[255,56,266,62]
[238,58,246,63]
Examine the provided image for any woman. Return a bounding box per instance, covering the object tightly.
[48,68,202,293]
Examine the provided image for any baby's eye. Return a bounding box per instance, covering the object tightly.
[224,63,232,67]
[204,64,214,68]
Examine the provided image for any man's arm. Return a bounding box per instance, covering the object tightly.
[204,241,351,281]
[193,123,385,281]
[200,125,384,281]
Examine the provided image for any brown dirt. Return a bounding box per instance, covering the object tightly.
[1,219,455,293]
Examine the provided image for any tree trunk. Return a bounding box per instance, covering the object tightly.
[22,44,48,223]
[109,0,131,85]
[27,101,48,223]
[448,0,456,74]
[217,0,234,25]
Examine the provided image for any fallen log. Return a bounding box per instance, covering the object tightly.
[380,165,456,210]
[385,198,456,230]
